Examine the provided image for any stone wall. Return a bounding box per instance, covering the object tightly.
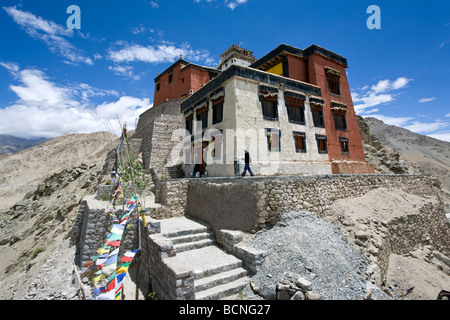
[157,174,439,233]
[71,200,113,268]
[147,222,195,300]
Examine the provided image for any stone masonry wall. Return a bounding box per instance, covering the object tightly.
[147,220,195,300]
[157,174,440,233]
[71,200,113,268]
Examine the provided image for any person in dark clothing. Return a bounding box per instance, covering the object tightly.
[241,147,254,177]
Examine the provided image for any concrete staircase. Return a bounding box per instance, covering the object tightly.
[160,217,249,300]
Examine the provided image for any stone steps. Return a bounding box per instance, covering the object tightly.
[160,217,249,300]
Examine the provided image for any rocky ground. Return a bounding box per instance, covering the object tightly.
[240,210,391,300]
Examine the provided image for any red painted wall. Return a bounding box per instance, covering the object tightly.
[285,54,309,83]
[153,62,211,106]
[307,53,366,162]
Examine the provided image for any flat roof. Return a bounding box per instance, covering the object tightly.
[250,44,348,69]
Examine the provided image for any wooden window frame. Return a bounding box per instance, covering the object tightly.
[212,96,224,125]
[339,137,349,154]
[315,134,328,154]
[265,128,281,152]
[293,131,307,153]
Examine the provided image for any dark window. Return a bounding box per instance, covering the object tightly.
[312,107,325,127]
[266,128,281,152]
[339,137,349,154]
[196,107,208,130]
[316,134,327,154]
[181,77,184,84]
[259,88,278,121]
[212,97,224,125]
[333,113,347,131]
[293,132,306,153]
[185,115,193,135]
[285,95,305,124]
[156,82,160,91]
[326,71,341,96]
[168,72,173,84]
[262,100,277,120]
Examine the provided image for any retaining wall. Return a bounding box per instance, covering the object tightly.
[157,174,438,232]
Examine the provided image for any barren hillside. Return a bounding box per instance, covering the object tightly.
[0,131,118,210]
[363,117,450,194]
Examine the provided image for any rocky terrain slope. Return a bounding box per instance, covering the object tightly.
[0,118,449,300]
[0,134,48,156]
[362,116,450,196]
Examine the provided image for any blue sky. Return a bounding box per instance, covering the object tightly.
[0,0,449,141]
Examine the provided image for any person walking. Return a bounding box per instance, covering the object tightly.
[241,147,254,177]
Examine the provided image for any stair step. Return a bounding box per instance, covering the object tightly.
[195,267,248,293]
[192,257,243,280]
[174,239,215,253]
[195,277,249,300]
[162,227,210,239]
[168,231,214,245]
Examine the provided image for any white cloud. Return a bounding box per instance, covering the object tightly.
[446,113,450,118]
[108,65,142,81]
[225,0,248,9]
[150,1,159,8]
[108,43,215,66]
[418,97,436,103]
[0,64,149,139]
[403,120,448,134]
[352,77,412,114]
[366,114,415,127]
[3,6,93,65]
[427,132,450,142]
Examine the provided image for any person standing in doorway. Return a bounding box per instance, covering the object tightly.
[242,147,254,177]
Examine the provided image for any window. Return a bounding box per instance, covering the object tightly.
[156,81,160,91]
[293,132,306,153]
[315,134,327,154]
[212,96,224,125]
[333,113,347,131]
[312,106,324,128]
[339,137,349,154]
[259,87,278,121]
[326,68,341,96]
[262,100,277,120]
[185,115,193,135]
[285,94,305,124]
[266,128,281,152]
[168,72,173,84]
[196,106,208,130]
[332,103,347,131]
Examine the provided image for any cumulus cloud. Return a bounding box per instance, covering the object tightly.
[0,63,150,139]
[108,43,215,66]
[352,77,412,114]
[3,6,93,65]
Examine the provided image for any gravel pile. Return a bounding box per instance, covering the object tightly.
[241,210,391,300]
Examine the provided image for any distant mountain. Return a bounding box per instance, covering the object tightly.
[362,116,450,195]
[0,134,49,155]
